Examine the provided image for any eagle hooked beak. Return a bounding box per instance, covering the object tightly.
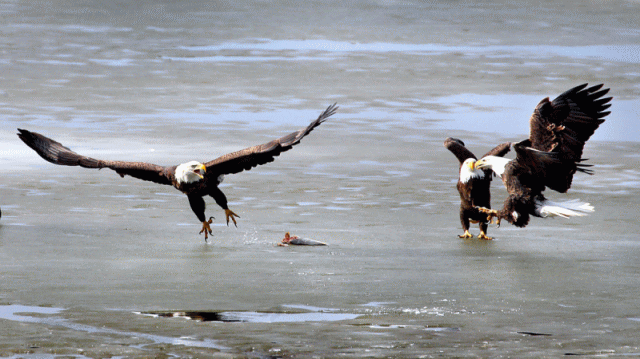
[474,159,485,170]
[194,164,206,179]
[468,160,478,171]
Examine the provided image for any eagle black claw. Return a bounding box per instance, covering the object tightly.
[225,209,239,227]
[200,217,214,242]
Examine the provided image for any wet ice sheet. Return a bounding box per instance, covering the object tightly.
[0,305,224,350]
[2,0,640,357]
[1,354,91,359]
[141,306,359,323]
[3,131,638,357]
[1,95,634,146]
[178,39,640,63]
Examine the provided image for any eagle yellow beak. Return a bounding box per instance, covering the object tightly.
[468,160,477,171]
[194,164,206,179]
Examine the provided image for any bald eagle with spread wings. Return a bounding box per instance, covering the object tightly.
[474,84,611,228]
[444,138,511,239]
[18,104,337,241]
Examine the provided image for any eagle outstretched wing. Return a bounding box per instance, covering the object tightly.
[204,103,338,175]
[528,83,611,161]
[17,129,174,186]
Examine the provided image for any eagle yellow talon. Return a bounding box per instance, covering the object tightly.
[458,230,474,239]
[199,217,214,241]
[225,209,240,227]
[477,207,499,224]
[478,232,493,240]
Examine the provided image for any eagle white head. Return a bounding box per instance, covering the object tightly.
[459,158,485,183]
[175,161,206,184]
[474,155,511,178]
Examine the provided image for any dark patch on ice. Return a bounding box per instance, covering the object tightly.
[141,309,359,323]
[517,331,552,336]
[0,304,224,349]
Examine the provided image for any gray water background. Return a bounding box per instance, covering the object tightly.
[1,1,640,357]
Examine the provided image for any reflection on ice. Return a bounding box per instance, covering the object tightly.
[0,304,61,321]
[0,305,224,350]
[142,305,360,323]
[214,311,359,323]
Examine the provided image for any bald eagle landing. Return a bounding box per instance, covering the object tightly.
[474,84,611,228]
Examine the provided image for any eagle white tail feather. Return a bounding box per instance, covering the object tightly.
[536,199,594,218]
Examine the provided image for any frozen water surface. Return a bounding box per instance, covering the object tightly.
[1,0,640,358]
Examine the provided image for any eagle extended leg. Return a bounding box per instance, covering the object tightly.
[188,195,215,242]
[477,207,501,227]
[210,186,241,228]
[458,213,473,239]
[478,222,493,240]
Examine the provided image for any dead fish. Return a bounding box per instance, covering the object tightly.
[278,232,327,246]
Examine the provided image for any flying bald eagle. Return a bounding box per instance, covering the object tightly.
[474,83,611,227]
[444,138,511,239]
[18,104,337,241]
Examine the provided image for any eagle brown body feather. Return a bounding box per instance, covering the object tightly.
[18,103,338,239]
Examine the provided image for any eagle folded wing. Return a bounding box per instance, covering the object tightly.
[512,141,575,194]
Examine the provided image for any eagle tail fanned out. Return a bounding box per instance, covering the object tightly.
[535,199,594,218]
